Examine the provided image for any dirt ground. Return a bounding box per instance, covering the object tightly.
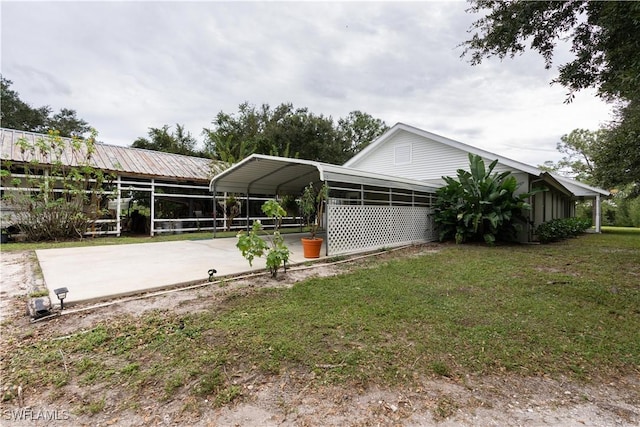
[1,248,639,426]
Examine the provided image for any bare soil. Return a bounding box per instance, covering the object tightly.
[1,248,638,426]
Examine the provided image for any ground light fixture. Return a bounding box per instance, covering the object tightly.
[54,287,69,310]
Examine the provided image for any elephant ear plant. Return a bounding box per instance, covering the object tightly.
[236,199,290,278]
[434,153,543,245]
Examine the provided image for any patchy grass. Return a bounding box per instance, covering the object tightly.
[602,226,640,236]
[0,227,306,252]
[1,233,638,415]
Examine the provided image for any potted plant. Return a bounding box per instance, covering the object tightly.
[299,182,328,258]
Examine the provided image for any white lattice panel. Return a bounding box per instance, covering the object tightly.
[327,205,437,255]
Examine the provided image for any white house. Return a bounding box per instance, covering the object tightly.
[344,123,610,241]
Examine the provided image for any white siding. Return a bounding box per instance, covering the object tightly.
[512,172,530,196]
[350,130,519,181]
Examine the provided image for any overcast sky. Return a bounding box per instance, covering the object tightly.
[1,0,613,167]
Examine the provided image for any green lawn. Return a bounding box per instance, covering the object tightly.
[2,230,638,413]
[0,227,306,252]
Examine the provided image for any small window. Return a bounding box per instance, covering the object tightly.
[394,144,412,165]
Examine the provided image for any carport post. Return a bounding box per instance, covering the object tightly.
[212,183,217,238]
[325,181,330,256]
[150,179,155,236]
[116,175,122,236]
[246,191,250,232]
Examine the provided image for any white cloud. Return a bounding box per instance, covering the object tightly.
[1,1,612,167]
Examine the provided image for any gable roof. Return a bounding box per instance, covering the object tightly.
[210,153,438,195]
[345,122,609,197]
[552,173,610,197]
[0,128,224,181]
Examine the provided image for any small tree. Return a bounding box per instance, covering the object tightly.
[434,154,538,245]
[1,129,114,241]
[236,199,290,278]
[217,195,242,231]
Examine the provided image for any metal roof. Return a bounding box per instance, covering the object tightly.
[209,154,439,195]
[551,173,610,197]
[0,128,224,182]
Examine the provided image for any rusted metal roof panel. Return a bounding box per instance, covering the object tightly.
[0,128,221,182]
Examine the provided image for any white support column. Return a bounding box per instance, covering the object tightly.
[595,194,601,233]
[223,192,228,232]
[150,179,155,236]
[325,182,330,256]
[116,175,122,236]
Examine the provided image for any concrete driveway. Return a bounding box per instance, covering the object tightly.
[36,233,322,306]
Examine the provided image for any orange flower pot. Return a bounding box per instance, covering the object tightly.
[301,237,323,258]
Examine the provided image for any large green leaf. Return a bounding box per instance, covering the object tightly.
[434,153,542,245]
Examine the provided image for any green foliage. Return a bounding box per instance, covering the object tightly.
[462,2,640,191]
[47,108,91,139]
[1,130,115,241]
[538,129,602,184]
[28,290,49,298]
[613,194,640,228]
[2,234,638,410]
[1,76,49,133]
[535,217,592,243]
[236,199,290,278]
[261,199,287,221]
[336,110,389,155]
[131,124,203,157]
[578,185,640,227]
[203,102,388,164]
[1,75,90,137]
[593,100,640,190]
[236,222,268,266]
[463,1,640,102]
[434,154,536,244]
[299,182,328,239]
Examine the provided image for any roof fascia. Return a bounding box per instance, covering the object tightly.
[539,172,575,197]
[209,154,326,193]
[551,173,610,196]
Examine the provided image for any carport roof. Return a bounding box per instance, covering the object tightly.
[209,154,438,195]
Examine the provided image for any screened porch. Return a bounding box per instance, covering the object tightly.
[210,154,439,256]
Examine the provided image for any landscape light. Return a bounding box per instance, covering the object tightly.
[54,287,69,310]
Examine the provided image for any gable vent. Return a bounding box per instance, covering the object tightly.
[394,144,412,165]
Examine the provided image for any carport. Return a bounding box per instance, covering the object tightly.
[210,154,439,256]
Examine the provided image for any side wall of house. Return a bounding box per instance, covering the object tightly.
[349,130,541,241]
[529,186,578,240]
[349,129,522,181]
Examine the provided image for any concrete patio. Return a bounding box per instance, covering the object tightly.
[36,233,323,306]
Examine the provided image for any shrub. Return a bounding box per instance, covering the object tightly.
[535,217,592,243]
[236,199,290,278]
[615,195,640,227]
[1,130,113,241]
[434,154,541,245]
